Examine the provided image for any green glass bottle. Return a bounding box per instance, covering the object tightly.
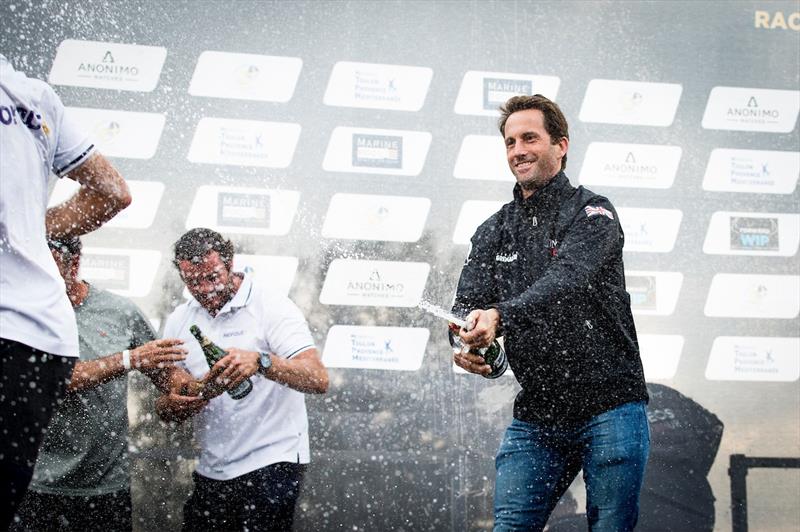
[190,325,253,400]
[447,327,508,379]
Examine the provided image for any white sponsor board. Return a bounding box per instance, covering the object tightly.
[322,193,430,242]
[579,142,682,189]
[323,61,433,111]
[454,71,560,116]
[703,212,799,256]
[618,208,683,253]
[49,179,164,229]
[182,254,298,301]
[189,51,302,102]
[185,186,299,236]
[704,274,800,318]
[453,135,513,182]
[319,259,430,307]
[625,271,683,316]
[702,149,799,194]
[706,337,799,382]
[702,87,800,133]
[322,325,429,371]
[579,79,683,126]
[187,118,300,168]
[452,200,505,245]
[322,127,431,176]
[80,248,161,298]
[65,107,165,159]
[638,334,684,380]
[49,39,166,92]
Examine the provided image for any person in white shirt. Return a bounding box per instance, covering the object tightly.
[0,55,131,528]
[156,228,329,531]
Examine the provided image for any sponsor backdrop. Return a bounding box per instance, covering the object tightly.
[1,0,798,530]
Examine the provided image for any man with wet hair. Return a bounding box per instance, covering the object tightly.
[452,94,649,531]
[12,237,187,531]
[0,55,131,527]
[156,228,329,531]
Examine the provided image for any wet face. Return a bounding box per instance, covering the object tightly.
[178,251,235,314]
[504,109,568,196]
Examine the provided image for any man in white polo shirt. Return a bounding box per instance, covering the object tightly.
[156,228,329,531]
[0,55,131,527]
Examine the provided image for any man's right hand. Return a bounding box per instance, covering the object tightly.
[155,390,208,423]
[130,338,187,371]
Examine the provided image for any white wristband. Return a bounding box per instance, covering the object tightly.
[122,349,131,371]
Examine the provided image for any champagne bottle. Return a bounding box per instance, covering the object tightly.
[448,325,508,379]
[189,325,253,400]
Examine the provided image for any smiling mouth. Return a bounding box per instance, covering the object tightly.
[515,160,534,171]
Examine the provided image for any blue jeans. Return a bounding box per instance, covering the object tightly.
[494,401,650,532]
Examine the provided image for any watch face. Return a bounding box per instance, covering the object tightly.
[260,352,271,369]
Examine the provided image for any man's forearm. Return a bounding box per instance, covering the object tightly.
[46,152,131,239]
[267,350,329,394]
[68,354,126,393]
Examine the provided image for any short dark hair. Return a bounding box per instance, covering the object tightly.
[498,94,569,170]
[47,236,82,257]
[172,228,234,269]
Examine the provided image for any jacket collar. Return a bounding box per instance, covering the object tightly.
[512,171,570,210]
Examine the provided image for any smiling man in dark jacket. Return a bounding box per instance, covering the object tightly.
[453,94,649,532]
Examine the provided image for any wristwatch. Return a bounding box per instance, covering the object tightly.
[258,351,272,375]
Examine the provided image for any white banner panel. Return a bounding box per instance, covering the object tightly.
[638,334,684,380]
[185,186,300,236]
[625,271,683,316]
[80,248,161,298]
[65,107,165,159]
[322,325,429,371]
[702,148,799,194]
[323,61,433,111]
[189,51,302,102]
[187,118,300,168]
[706,336,800,382]
[579,79,683,126]
[49,39,166,92]
[454,71,560,116]
[703,212,800,256]
[452,201,505,245]
[579,142,682,189]
[453,135,513,182]
[49,179,164,230]
[320,259,430,307]
[322,193,430,242]
[702,87,800,132]
[704,274,800,318]
[322,127,431,176]
[618,208,683,253]
[182,254,298,300]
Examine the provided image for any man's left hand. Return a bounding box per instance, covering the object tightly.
[459,308,500,348]
[208,348,259,391]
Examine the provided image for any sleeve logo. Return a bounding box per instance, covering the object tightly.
[584,205,615,220]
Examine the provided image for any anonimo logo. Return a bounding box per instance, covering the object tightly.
[78,50,139,77]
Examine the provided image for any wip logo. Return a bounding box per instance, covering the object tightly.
[78,50,139,77]
[483,78,532,110]
[217,192,270,228]
[83,254,130,290]
[93,120,121,143]
[755,10,800,30]
[727,96,780,121]
[235,64,261,88]
[730,217,779,250]
[352,134,403,169]
[603,151,658,177]
[618,91,644,113]
[627,275,657,310]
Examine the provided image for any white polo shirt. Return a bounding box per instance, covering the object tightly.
[0,55,94,357]
[163,272,316,480]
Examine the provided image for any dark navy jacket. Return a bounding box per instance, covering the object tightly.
[454,171,648,422]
